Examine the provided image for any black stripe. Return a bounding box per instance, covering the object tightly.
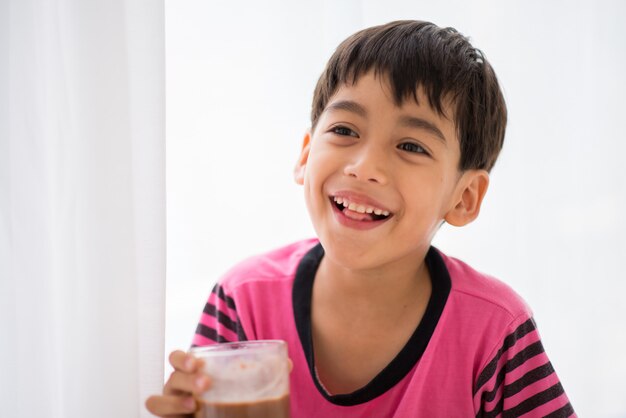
[504,362,555,398]
[474,318,537,394]
[506,341,545,373]
[212,284,236,310]
[478,341,547,417]
[543,402,575,418]
[478,396,503,418]
[481,341,547,403]
[207,285,247,341]
[203,302,238,333]
[502,382,565,418]
[236,321,248,341]
[194,323,231,343]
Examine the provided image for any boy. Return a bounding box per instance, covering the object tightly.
[146,20,575,417]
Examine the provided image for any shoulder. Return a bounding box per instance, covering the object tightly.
[436,249,532,320]
[217,238,319,291]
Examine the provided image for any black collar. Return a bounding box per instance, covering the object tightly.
[292,243,451,406]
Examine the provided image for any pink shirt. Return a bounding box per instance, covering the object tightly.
[192,239,575,417]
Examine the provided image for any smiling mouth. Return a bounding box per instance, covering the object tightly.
[330,196,392,221]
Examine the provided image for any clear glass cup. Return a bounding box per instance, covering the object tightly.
[189,340,290,418]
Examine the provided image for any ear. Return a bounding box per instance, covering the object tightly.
[444,170,490,227]
[293,132,311,185]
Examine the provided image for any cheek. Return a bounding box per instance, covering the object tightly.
[401,176,447,215]
[302,160,325,208]
[304,149,336,186]
[302,180,318,220]
[308,145,333,166]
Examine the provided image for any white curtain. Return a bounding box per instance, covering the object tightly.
[0,1,165,417]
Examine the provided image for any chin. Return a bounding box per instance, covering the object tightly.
[318,236,383,269]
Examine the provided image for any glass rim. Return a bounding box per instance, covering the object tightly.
[188,339,286,357]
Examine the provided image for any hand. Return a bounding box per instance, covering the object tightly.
[145,350,211,417]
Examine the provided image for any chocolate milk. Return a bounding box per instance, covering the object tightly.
[195,394,290,418]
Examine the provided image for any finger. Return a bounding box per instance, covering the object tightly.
[164,370,211,396]
[145,394,197,417]
[288,358,293,373]
[169,350,203,373]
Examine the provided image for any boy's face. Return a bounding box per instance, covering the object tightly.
[295,72,487,272]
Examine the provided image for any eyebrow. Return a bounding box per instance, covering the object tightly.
[398,115,447,145]
[325,99,447,145]
[326,100,368,118]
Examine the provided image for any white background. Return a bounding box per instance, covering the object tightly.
[165,1,626,416]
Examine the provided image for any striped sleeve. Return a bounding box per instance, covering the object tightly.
[474,317,576,418]
[191,283,248,347]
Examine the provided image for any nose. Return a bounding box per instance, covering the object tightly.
[343,144,389,185]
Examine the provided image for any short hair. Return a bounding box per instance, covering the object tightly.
[310,20,507,172]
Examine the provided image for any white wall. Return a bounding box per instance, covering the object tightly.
[165,1,626,416]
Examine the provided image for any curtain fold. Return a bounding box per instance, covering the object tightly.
[0,1,165,417]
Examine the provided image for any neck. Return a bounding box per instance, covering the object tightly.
[314,247,432,316]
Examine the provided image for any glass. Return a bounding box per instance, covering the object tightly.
[189,340,290,418]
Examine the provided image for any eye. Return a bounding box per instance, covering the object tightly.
[331,126,358,137]
[398,142,429,155]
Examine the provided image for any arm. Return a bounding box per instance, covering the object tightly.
[192,283,248,346]
[146,283,247,417]
[473,317,576,418]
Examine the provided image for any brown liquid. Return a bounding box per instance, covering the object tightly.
[195,394,290,418]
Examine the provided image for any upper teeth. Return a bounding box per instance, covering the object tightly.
[333,196,390,217]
